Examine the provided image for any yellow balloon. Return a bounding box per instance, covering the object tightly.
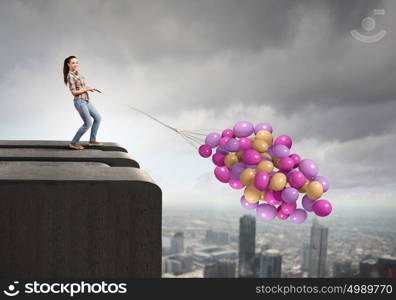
[269,173,287,191]
[306,181,323,200]
[256,160,274,173]
[236,151,243,161]
[224,153,238,168]
[298,178,310,193]
[255,130,273,145]
[272,157,281,168]
[240,168,256,186]
[253,139,269,153]
[244,185,261,203]
[261,152,272,160]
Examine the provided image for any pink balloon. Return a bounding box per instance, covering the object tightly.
[214,166,230,183]
[242,149,261,165]
[221,129,234,138]
[288,171,305,189]
[253,171,270,191]
[198,144,212,158]
[212,152,225,166]
[229,179,244,190]
[274,135,293,149]
[313,199,332,217]
[280,202,296,215]
[277,206,289,220]
[264,189,282,206]
[289,153,301,168]
[278,157,294,172]
[219,136,230,147]
[238,137,252,151]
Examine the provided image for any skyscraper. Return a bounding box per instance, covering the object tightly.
[204,259,236,278]
[308,218,328,277]
[301,241,310,272]
[238,215,256,277]
[170,232,184,254]
[259,249,282,278]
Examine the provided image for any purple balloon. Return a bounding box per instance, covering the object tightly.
[253,171,270,191]
[302,195,315,212]
[224,138,240,152]
[240,196,258,210]
[245,163,258,169]
[313,199,332,217]
[299,159,319,178]
[267,145,275,157]
[233,121,254,138]
[198,144,212,158]
[288,171,305,189]
[272,144,290,158]
[216,145,229,155]
[212,152,225,166]
[243,149,261,165]
[230,162,245,180]
[280,202,296,215]
[314,176,330,192]
[229,179,244,189]
[205,132,221,148]
[256,203,277,221]
[274,135,293,149]
[290,209,307,224]
[238,137,252,151]
[281,187,299,203]
[214,166,230,183]
[254,122,273,134]
[278,157,294,172]
[222,129,234,138]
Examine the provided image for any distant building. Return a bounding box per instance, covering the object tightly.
[163,253,193,275]
[359,255,396,278]
[333,259,354,277]
[238,215,256,277]
[205,229,229,245]
[259,249,282,278]
[359,256,380,277]
[170,232,184,254]
[204,259,236,278]
[192,246,237,263]
[308,218,328,278]
[301,241,310,272]
[378,256,396,278]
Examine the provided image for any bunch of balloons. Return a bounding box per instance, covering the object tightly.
[198,121,332,224]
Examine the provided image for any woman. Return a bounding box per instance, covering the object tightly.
[63,55,103,150]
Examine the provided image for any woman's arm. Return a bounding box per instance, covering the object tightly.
[71,87,95,97]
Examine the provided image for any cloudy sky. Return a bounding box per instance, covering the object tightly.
[0,0,395,218]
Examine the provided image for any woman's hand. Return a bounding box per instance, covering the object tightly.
[85,86,96,92]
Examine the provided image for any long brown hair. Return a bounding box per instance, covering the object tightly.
[63,56,77,84]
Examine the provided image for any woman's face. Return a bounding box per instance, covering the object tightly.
[68,58,79,72]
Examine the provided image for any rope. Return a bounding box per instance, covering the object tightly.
[123,103,212,149]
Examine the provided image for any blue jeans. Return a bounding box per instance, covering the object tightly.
[71,99,102,144]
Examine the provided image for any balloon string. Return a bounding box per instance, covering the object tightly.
[123,103,211,149]
[123,103,180,134]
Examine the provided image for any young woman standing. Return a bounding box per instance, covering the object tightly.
[63,55,103,150]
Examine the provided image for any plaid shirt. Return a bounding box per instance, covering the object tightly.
[67,70,90,100]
